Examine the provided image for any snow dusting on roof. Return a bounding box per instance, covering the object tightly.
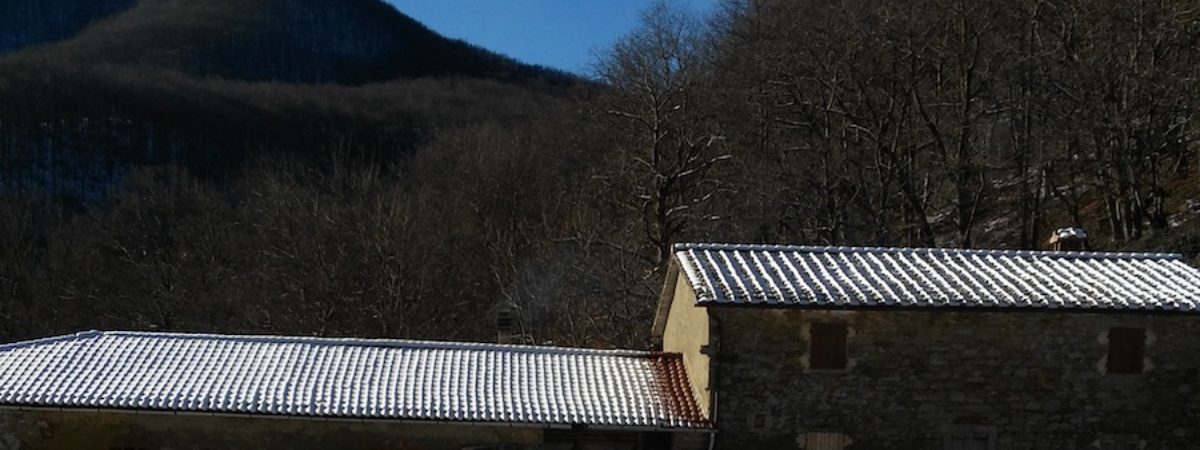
[674,243,1200,312]
[0,331,708,429]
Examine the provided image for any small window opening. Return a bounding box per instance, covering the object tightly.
[810,323,848,370]
[804,432,852,450]
[1106,327,1146,374]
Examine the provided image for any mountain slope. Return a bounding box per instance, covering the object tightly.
[0,0,578,198]
[2,0,574,85]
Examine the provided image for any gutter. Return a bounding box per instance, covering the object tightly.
[0,404,714,433]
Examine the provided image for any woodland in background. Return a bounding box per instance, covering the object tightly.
[1,0,1199,348]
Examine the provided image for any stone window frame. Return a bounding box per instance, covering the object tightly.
[1097,327,1156,375]
[800,321,857,373]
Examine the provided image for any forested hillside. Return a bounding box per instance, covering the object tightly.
[0,0,574,199]
[3,0,574,84]
[1,0,1198,348]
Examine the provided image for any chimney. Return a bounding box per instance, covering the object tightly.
[496,304,521,344]
[1048,227,1089,251]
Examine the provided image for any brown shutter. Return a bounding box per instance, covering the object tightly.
[810,323,848,370]
[804,432,852,450]
[1106,327,1145,374]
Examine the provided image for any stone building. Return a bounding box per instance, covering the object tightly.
[0,331,710,450]
[654,243,1200,449]
[4,237,1200,450]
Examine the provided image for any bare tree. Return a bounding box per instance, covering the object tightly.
[595,2,730,270]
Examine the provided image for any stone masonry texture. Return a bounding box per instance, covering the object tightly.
[708,308,1200,449]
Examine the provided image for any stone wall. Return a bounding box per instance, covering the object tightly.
[0,409,708,450]
[707,308,1200,449]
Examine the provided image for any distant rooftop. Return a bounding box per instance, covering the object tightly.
[671,243,1200,312]
[0,331,708,430]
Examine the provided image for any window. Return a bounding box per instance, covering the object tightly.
[639,432,672,450]
[809,323,848,370]
[543,430,663,450]
[803,432,852,450]
[1106,327,1146,374]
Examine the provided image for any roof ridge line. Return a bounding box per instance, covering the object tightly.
[95,331,658,357]
[0,330,102,352]
[672,242,1184,260]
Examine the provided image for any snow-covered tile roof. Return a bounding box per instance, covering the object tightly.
[674,243,1200,312]
[0,331,708,429]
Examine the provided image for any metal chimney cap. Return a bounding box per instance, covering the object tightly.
[1053,227,1088,240]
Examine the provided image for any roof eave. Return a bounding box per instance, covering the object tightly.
[0,404,714,432]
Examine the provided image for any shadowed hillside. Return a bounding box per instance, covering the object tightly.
[0,0,579,198]
[2,0,575,85]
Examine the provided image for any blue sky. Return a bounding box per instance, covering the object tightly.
[387,1,718,76]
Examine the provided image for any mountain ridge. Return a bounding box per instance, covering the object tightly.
[0,0,579,199]
[0,0,136,55]
[0,0,577,85]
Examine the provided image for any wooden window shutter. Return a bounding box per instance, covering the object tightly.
[804,432,852,450]
[810,323,848,370]
[1106,327,1145,374]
